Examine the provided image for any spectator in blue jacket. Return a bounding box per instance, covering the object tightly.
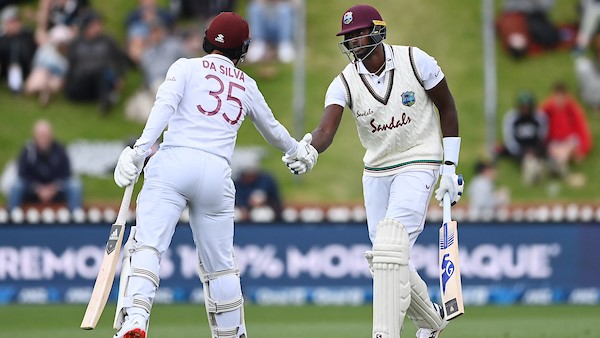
[8,119,82,211]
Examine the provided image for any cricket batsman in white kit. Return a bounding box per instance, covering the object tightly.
[284,4,464,338]
[111,12,318,338]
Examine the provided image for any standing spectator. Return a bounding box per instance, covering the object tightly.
[541,82,592,184]
[467,160,509,220]
[501,90,548,185]
[125,0,174,64]
[0,5,36,93]
[8,119,82,212]
[575,33,600,113]
[64,11,128,114]
[245,0,296,63]
[234,161,283,222]
[125,18,189,123]
[25,24,73,105]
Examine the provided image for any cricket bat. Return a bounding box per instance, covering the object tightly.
[81,184,135,330]
[439,192,464,320]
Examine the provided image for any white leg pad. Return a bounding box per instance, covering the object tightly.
[114,226,161,331]
[372,218,411,338]
[199,261,247,338]
[406,270,444,331]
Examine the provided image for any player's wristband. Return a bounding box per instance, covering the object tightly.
[443,137,461,166]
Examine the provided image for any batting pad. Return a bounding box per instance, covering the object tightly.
[372,218,410,338]
[406,270,445,330]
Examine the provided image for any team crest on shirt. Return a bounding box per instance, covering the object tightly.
[401,91,416,107]
[343,12,353,24]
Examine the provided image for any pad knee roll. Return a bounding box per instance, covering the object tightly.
[406,270,444,331]
[371,218,411,338]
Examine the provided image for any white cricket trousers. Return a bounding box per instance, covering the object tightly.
[363,169,438,268]
[128,147,241,321]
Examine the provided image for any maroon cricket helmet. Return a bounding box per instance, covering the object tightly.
[336,4,383,36]
[205,12,250,50]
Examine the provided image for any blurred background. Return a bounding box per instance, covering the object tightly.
[0,0,599,337]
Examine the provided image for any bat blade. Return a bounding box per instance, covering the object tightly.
[80,223,125,329]
[80,184,134,330]
[439,219,464,320]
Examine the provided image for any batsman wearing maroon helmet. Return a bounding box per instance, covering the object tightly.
[283,4,464,338]
[111,12,317,338]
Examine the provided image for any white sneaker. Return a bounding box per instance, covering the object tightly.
[415,303,448,338]
[278,41,295,63]
[113,314,147,338]
[245,40,267,63]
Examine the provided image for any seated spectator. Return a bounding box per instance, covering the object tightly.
[496,0,562,59]
[8,119,82,212]
[245,0,296,63]
[541,82,592,185]
[0,5,36,93]
[64,11,128,114]
[170,0,235,21]
[501,90,548,185]
[35,0,88,31]
[125,0,174,64]
[575,33,600,113]
[125,18,189,123]
[234,162,283,222]
[467,160,510,220]
[25,24,73,105]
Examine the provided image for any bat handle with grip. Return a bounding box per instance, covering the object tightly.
[115,184,135,225]
[442,191,452,224]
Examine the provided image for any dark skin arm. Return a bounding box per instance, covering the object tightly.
[309,78,458,153]
[427,78,459,137]
[310,104,345,153]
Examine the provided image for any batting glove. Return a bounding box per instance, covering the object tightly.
[434,164,464,206]
[114,146,150,188]
[282,133,318,175]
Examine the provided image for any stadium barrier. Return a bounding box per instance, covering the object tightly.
[0,222,598,305]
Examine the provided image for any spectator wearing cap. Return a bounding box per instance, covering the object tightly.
[501,90,548,185]
[0,5,36,93]
[25,24,74,105]
[234,160,283,222]
[64,11,129,114]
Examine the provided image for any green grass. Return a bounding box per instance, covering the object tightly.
[0,304,599,337]
[2,0,600,206]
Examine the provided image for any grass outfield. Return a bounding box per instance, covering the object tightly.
[0,304,598,337]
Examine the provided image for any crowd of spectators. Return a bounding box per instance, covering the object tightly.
[1,0,599,218]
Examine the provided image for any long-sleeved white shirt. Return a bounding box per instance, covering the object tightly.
[134,54,298,164]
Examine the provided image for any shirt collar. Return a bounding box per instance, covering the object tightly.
[356,43,395,75]
[204,53,235,65]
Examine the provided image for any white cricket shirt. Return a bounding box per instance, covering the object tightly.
[134,54,298,164]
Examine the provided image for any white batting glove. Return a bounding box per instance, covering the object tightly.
[282,133,318,175]
[434,164,464,206]
[114,146,150,188]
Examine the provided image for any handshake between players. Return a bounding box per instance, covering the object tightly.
[282,133,319,175]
